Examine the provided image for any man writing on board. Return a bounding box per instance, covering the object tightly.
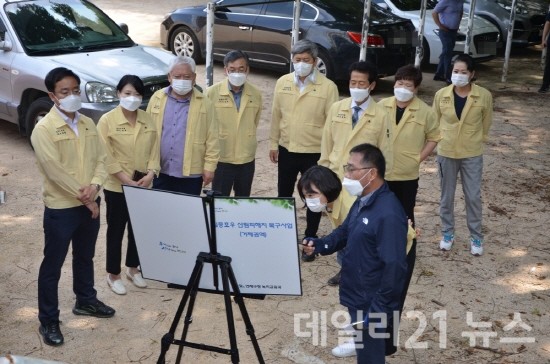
[302,143,408,363]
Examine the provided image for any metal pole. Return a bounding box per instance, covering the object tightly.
[414,0,428,67]
[290,0,301,72]
[205,2,215,87]
[359,0,371,61]
[501,0,517,82]
[464,0,476,55]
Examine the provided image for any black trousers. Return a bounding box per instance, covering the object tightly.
[277,145,321,237]
[212,160,255,197]
[38,200,100,325]
[153,173,203,195]
[386,179,418,226]
[542,42,550,90]
[104,190,139,275]
[386,179,419,355]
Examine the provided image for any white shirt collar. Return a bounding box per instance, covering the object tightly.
[54,106,80,136]
[350,96,371,111]
[294,69,317,91]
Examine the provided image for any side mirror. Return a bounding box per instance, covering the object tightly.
[118,23,129,35]
[0,39,12,51]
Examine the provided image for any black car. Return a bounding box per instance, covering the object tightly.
[160,0,417,80]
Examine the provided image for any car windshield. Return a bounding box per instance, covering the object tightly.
[5,0,134,56]
[389,0,438,11]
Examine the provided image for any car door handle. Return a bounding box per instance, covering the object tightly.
[239,26,251,30]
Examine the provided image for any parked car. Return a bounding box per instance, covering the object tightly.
[374,0,500,65]
[0,0,174,140]
[160,0,418,81]
[463,0,548,47]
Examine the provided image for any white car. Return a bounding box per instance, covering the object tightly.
[373,0,501,65]
[0,0,175,142]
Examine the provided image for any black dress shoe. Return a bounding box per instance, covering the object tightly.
[433,74,446,82]
[73,299,115,318]
[39,321,64,346]
[327,271,341,286]
[301,251,315,262]
[538,87,549,93]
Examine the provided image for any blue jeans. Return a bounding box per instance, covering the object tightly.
[38,202,100,325]
[435,29,458,82]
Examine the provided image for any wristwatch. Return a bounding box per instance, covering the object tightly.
[92,184,101,191]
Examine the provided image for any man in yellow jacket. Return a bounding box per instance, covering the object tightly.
[205,50,262,196]
[318,61,389,286]
[31,67,115,347]
[378,64,440,356]
[319,61,389,226]
[270,40,339,257]
[147,56,219,195]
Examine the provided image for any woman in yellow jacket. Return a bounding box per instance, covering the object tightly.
[97,75,160,295]
[433,54,493,256]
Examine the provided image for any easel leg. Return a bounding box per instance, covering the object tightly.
[175,273,202,363]
[220,261,240,363]
[157,259,205,364]
[227,264,265,364]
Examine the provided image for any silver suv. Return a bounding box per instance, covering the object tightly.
[0,0,174,140]
[463,0,547,47]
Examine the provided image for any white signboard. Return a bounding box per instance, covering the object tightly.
[123,186,215,290]
[123,187,302,295]
[214,198,301,295]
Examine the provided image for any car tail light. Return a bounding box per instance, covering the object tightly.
[347,31,385,48]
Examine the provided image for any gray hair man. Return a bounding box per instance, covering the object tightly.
[205,50,262,196]
[146,56,219,195]
[269,40,339,258]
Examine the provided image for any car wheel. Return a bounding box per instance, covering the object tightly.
[316,49,334,80]
[170,26,203,62]
[26,97,53,145]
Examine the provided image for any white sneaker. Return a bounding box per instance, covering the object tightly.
[331,340,356,357]
[439,233,454,251]
[107,274,126,295]
[470,237,483,256]
[126,269,147,288]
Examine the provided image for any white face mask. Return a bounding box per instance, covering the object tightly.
[305,197,327,213]
[394,87,414,102]
[451,74,470,87]
[342,169,373,197]
[172,79,193,95]
[228,72,247,87]
[58,94,82,113]
[119,95,142,111]
[349,88,370,103]
[293,62,314,77]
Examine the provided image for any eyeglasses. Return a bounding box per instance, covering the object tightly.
[343,165,374,173]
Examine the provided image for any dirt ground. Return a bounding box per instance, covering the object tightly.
[1,1,549,363]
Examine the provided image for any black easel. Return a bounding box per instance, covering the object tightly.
[157,192,265,364]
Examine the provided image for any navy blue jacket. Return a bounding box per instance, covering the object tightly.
[313,182,408,317]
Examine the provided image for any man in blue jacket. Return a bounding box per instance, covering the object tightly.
[302,143,408,363]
